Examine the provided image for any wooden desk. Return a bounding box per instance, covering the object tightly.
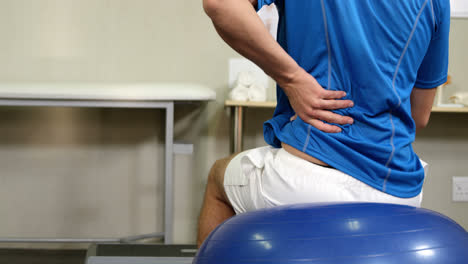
[225,100,276,153]
[0,82,216,244]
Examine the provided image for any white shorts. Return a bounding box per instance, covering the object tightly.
[224,146,425,214]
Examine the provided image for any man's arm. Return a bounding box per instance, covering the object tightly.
[203,0,354,133]
[410,87,437,133]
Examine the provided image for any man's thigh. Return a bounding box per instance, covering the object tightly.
[207,153,241,205]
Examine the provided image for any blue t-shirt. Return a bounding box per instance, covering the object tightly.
[258,0,450,198]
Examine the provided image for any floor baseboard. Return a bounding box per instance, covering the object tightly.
[0,248,86,264]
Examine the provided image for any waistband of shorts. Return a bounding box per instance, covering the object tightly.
[277,148,336,170]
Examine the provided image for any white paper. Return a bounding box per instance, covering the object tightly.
[451,0,468,17]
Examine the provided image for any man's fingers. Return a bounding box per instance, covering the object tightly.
[317,99,354,110]
[312,109,354,125]
[308,119,342,133]
[321,90,347,99]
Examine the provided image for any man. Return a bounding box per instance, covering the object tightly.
[198,0,450,247]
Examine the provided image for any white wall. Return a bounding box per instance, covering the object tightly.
[0,1,466,248]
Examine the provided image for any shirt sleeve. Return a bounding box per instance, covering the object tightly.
[257,0,276,11]
[414,0,451,89]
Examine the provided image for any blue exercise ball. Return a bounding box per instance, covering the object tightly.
[194,203,468,264]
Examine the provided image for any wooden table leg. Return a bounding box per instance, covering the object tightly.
[231,106,244,153]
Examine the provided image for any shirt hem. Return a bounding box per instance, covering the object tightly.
[265,120,423,199]
[302,148,423,199]
[415,75,447,89]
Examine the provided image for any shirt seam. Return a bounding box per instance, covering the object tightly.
[383,0,429,191]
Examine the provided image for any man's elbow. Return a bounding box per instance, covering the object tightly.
[415,116,430,132]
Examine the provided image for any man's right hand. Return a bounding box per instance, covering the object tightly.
[280,68,354,133]
[203,0,354,133]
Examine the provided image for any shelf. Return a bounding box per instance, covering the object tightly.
[225,100,276,108]
[225,100,468,113]
[431,106,468,113]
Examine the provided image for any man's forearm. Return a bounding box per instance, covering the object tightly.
[411,87,437,133]
[204,0,354,132]
[203,0,300,86]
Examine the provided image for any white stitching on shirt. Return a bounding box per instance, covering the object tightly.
[383,111,395,192]
[302,0,332,153]
[383,0,429,191]
[429,0,436,31]
[302,124,313,153]
[320,0,332,90]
